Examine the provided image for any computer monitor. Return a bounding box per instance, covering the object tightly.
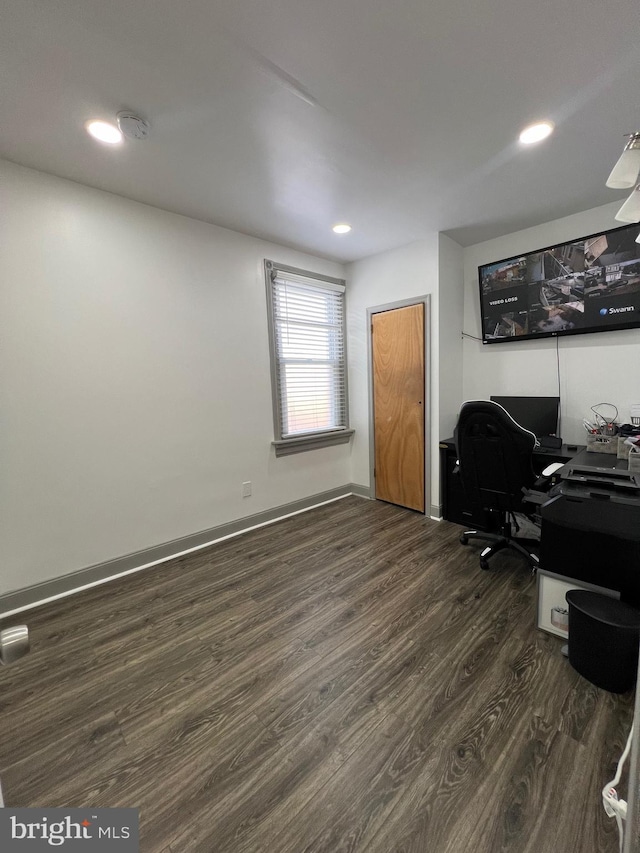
[490,395,560,438]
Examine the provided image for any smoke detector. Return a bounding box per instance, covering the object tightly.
[116,111,150,140]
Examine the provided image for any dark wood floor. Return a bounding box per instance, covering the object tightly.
[0,497,634,852]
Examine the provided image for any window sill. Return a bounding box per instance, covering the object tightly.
[272,429,355,457]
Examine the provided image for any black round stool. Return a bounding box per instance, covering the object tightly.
[565,590,640,693]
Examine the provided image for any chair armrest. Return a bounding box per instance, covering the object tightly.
[542,461,564,477]
[531,461,565,491]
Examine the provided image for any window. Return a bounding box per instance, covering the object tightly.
[265,260,353,456]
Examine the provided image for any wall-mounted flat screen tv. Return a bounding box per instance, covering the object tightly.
[478,222,640,344]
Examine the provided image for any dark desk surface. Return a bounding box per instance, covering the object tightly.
[440,437,586,464]
[533,443,587,462]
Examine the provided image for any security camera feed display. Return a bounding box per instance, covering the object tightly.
[479,223,640,343]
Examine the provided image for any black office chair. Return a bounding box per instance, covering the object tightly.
[454,400,541,571]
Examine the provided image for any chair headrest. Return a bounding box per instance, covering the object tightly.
[457,400,538,449]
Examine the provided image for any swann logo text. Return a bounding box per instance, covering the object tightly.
[600,306,634,316]
[0,808,138,851]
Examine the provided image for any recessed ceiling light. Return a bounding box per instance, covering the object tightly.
[85,120,123,144]
[332,223,352,234]
[519,121,554,145]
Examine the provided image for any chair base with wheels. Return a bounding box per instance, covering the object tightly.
[459,518,540,571]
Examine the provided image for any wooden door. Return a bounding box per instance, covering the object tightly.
[372,303,425,512]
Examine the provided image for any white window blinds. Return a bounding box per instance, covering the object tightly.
[268,266,348,439]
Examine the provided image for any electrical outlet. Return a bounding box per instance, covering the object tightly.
[242,481,252,498]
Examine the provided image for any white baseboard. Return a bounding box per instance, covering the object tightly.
[0,485,365,618]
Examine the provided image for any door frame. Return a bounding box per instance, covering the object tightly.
[367,295,432,517]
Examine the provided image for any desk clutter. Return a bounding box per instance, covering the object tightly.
[585,434,640,462]
[584,402,640,467]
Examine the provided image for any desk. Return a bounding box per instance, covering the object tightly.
[439,437,585,528]
[540,451,640,606]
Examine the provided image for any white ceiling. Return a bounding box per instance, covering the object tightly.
[2,0,639,261]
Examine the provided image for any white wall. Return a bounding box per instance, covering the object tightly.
[9,157,627,597]
[462,201,640,445]
[438,234,464,444]
[346,238,442,511]
[0,160,350,596]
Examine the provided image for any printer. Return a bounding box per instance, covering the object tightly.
[541,465,640,605]
[552,464,640,504]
